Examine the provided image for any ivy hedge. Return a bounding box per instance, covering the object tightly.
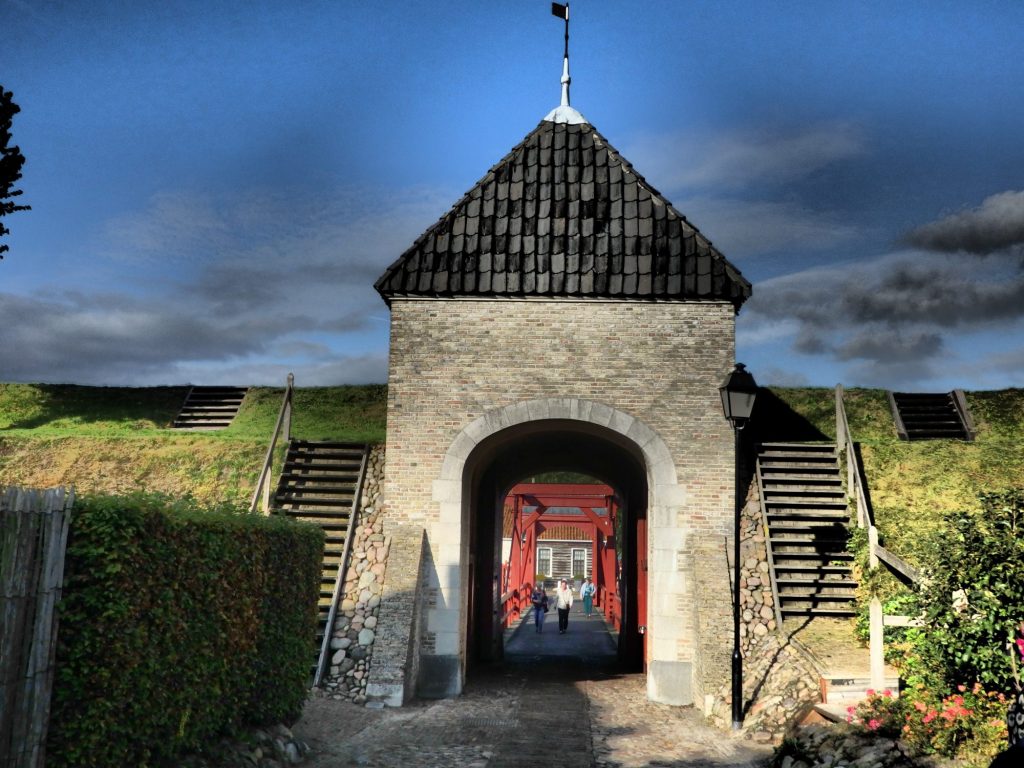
[46,493,324,768]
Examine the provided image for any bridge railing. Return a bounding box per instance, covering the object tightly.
[598,584,621,630]
[835,384,923,689]
[500,584,532,628]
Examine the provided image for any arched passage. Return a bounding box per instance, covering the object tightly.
[466,419,647,670]
[426,398,689,703]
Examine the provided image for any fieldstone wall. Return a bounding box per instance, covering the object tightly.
[703,481,823,739]
[320,445,387,703]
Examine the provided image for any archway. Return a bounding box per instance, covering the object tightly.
[464,419,647,672]
[425,398,686,701]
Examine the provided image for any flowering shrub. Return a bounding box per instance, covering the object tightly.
[849,684,1009,766]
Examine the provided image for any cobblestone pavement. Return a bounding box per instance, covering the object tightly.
[294,607,772,767]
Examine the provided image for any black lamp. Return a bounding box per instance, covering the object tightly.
[719,362,757,730]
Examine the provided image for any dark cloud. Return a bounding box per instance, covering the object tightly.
[835,329,943,363]
[902,190,1024,255]
[742,250,1024,384]
[750,255,1024,330]
[0,185,450,385]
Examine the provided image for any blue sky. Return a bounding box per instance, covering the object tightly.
[2,0,1023,390]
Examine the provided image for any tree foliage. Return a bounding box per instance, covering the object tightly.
[0,86,30,257]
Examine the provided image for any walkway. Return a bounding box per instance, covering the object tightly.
[293,604,771,767]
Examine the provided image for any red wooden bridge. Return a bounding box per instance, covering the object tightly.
[500,482,621,631]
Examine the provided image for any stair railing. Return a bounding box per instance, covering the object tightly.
[313,444,370,688]
[249,373,294,515]
[835,385,922,689]
[951,389,977,442]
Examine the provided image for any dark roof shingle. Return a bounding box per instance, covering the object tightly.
[375,118,751,308]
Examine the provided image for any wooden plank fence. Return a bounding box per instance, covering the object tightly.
[0,487,74,768]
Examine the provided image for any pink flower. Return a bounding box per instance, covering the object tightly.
[866,689,876,697]
[957,684,967,692]
[914,701,927,712]
[867,718,882,731]
[882,689,893,697]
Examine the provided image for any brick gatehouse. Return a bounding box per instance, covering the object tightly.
[365,99,752,712]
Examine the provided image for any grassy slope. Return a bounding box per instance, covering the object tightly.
[763,386,1024,563]
[3,382,1021,546]
[0,383,387,505]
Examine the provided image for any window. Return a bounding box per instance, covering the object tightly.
[572,548,586,578]
[537,547,552,577]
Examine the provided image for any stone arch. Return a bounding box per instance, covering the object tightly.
[424,398,691,705]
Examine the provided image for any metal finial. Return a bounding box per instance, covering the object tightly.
[552,2,570,107]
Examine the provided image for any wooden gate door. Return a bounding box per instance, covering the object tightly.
[636,517,648,670]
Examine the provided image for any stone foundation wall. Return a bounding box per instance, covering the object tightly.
[320,445,387,703]
[703,480,823,738]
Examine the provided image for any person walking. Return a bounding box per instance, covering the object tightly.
[555,579,574,634]
[580,577,596,619]
[530,584,548,633]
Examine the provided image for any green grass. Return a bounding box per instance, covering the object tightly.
[2,382,1022,541]
[0,383,387,505]
[0,383,387,441]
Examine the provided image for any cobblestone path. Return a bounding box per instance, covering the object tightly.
[294,608,771,767]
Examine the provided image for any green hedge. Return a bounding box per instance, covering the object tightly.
[46,494,324,768]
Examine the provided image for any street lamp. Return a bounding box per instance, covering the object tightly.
[719,362,758,731]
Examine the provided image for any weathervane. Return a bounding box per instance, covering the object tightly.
[552,2,570,107]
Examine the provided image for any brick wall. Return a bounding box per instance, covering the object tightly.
[381,296,739,704]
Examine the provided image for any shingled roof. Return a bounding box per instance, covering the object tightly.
[375,114,751,309]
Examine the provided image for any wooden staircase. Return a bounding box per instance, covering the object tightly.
[271,440,369,683]
[757,443,857,617]
[889,391,973,441]
[172,386,248,429]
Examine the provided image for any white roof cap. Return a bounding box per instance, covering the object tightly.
[543,105,588,124]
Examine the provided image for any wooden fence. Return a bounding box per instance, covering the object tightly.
[0,487,74,768]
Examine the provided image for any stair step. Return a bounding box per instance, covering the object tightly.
[172,386,248,430]
[764,496,847,506]
[275,486,357,497]
[775,565,852,575]
[760,442,836,451]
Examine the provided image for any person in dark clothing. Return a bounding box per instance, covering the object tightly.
[530,585,548,633]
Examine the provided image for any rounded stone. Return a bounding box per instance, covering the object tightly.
[341,598,356,612]
[358,628,376,646]
[331,649,347,665]
[364,615,377,629]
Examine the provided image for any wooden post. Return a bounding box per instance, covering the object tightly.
[835,384,846,450]
[870,595,885,691]
[868,525,879,569]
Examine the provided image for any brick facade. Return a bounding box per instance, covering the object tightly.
[377,296,739,707]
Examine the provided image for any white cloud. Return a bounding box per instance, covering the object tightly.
[678,196,860,256]
[627,122,867,191]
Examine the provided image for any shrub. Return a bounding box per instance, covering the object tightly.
[46,493,323,768]
[917,489,1024,692]
[849,685,1009,766]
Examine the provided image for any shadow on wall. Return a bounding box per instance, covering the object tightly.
[748,388,830,444]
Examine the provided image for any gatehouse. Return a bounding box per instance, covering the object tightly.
[363,55,755,711]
